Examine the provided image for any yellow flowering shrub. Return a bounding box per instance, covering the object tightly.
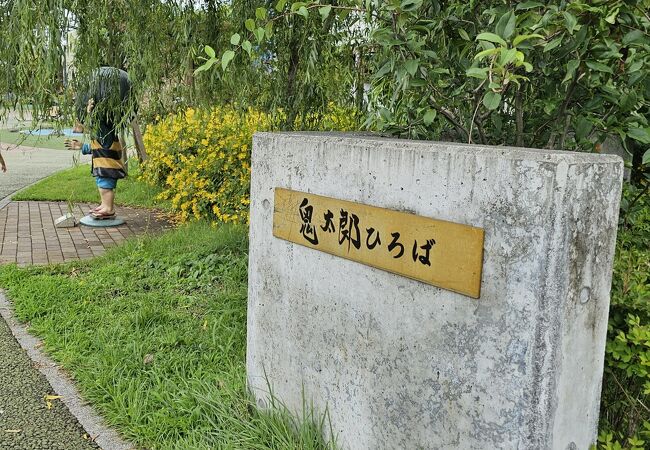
[141,105,358,224]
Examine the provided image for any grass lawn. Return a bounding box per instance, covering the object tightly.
[0,128,70,151]
[13,163,168,210]
[0,223,333,449]
[1,161,332,449]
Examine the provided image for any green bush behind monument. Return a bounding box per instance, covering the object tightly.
[599,186,650,449]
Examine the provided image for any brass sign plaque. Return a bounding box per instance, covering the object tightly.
[272,188,485,298]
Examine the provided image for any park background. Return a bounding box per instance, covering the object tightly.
[0,1,648,449]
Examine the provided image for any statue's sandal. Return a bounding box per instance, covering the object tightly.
[90,211,116,220]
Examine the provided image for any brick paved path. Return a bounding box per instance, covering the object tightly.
[0,201,171,266]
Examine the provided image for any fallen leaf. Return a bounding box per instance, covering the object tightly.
[44,394,62,409]
[143,354,154,365]
[4,430,21,433]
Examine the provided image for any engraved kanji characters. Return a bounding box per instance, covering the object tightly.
[339,209,361,250]
[299,198,318,245]
[321,209,335,233]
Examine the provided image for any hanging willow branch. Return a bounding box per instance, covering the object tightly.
[0,0,230,124]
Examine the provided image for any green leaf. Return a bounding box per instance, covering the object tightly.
[404,59,419,76]
[318,5,332,21]
[523,62,533,72]
[221,50,235,71]
[605,7,619,24]
[629,70,645,85]
[516,1,543,10]
[254,27,266,43]
[204,45,215,58]
[230,34,241,46]
[466,67,488,79]
[620,92,637,111]
[245,19,255,32]
[628,61,643,74]
[474,48,499,60]
[513,34,543,46]
[563,12,577,34]
[400,0,423,12]
[495,11,516,40]
[297,6,309,18]
[476,33,506,47]
[337,8,350,20]
[423,109,436,125]
[642,149,650,165]
[543,36,563,53]
[242,40,252,57]
[586,61,613,74]
[483,91,502,110]
[575,116,592,140]
[563,59,580,83]
[275,0,287,11]
[623,30,645,46]
[375,61,392,78]
[499,48,517,65]
[627,127,650,144]
[194,58,215,74]
[265,22,273,39]
[255,7,267,20]
[458,29,470,41]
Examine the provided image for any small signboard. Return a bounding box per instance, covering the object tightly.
[272,188,485,298]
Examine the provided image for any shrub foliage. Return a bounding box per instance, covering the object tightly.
[141,106,358,223]
[599,187,650,449]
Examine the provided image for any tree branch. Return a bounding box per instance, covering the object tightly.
[558,113,572,150]
[546,71,580,149]
[469,80,487,144]
[429,97,469,141]
[515,85,524,147]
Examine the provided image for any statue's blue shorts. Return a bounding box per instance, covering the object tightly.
[96,176,117,190]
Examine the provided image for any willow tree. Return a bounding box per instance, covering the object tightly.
[0,0,360,131]
[0,0,230,124]
[219,0,363,129]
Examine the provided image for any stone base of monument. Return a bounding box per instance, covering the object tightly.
[79,215,125,227]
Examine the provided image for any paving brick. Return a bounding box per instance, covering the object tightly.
[0,201,171,266]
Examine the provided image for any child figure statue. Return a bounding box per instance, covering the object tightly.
[65,67,133,220]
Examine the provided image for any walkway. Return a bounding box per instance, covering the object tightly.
[0,144,157,449]
[0,144,91,200]
[0,313,101,449]
[0,201,170,265]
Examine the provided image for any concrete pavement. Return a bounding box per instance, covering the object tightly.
[0,311,100,450]
[0,144,90,200]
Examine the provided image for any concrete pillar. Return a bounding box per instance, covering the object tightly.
[247,132,624,449]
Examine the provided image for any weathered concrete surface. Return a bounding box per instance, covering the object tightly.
[247,133,624,450]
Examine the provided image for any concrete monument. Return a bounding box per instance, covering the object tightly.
[247,132,624,449]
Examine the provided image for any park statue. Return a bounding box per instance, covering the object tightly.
[65,67,134,220]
